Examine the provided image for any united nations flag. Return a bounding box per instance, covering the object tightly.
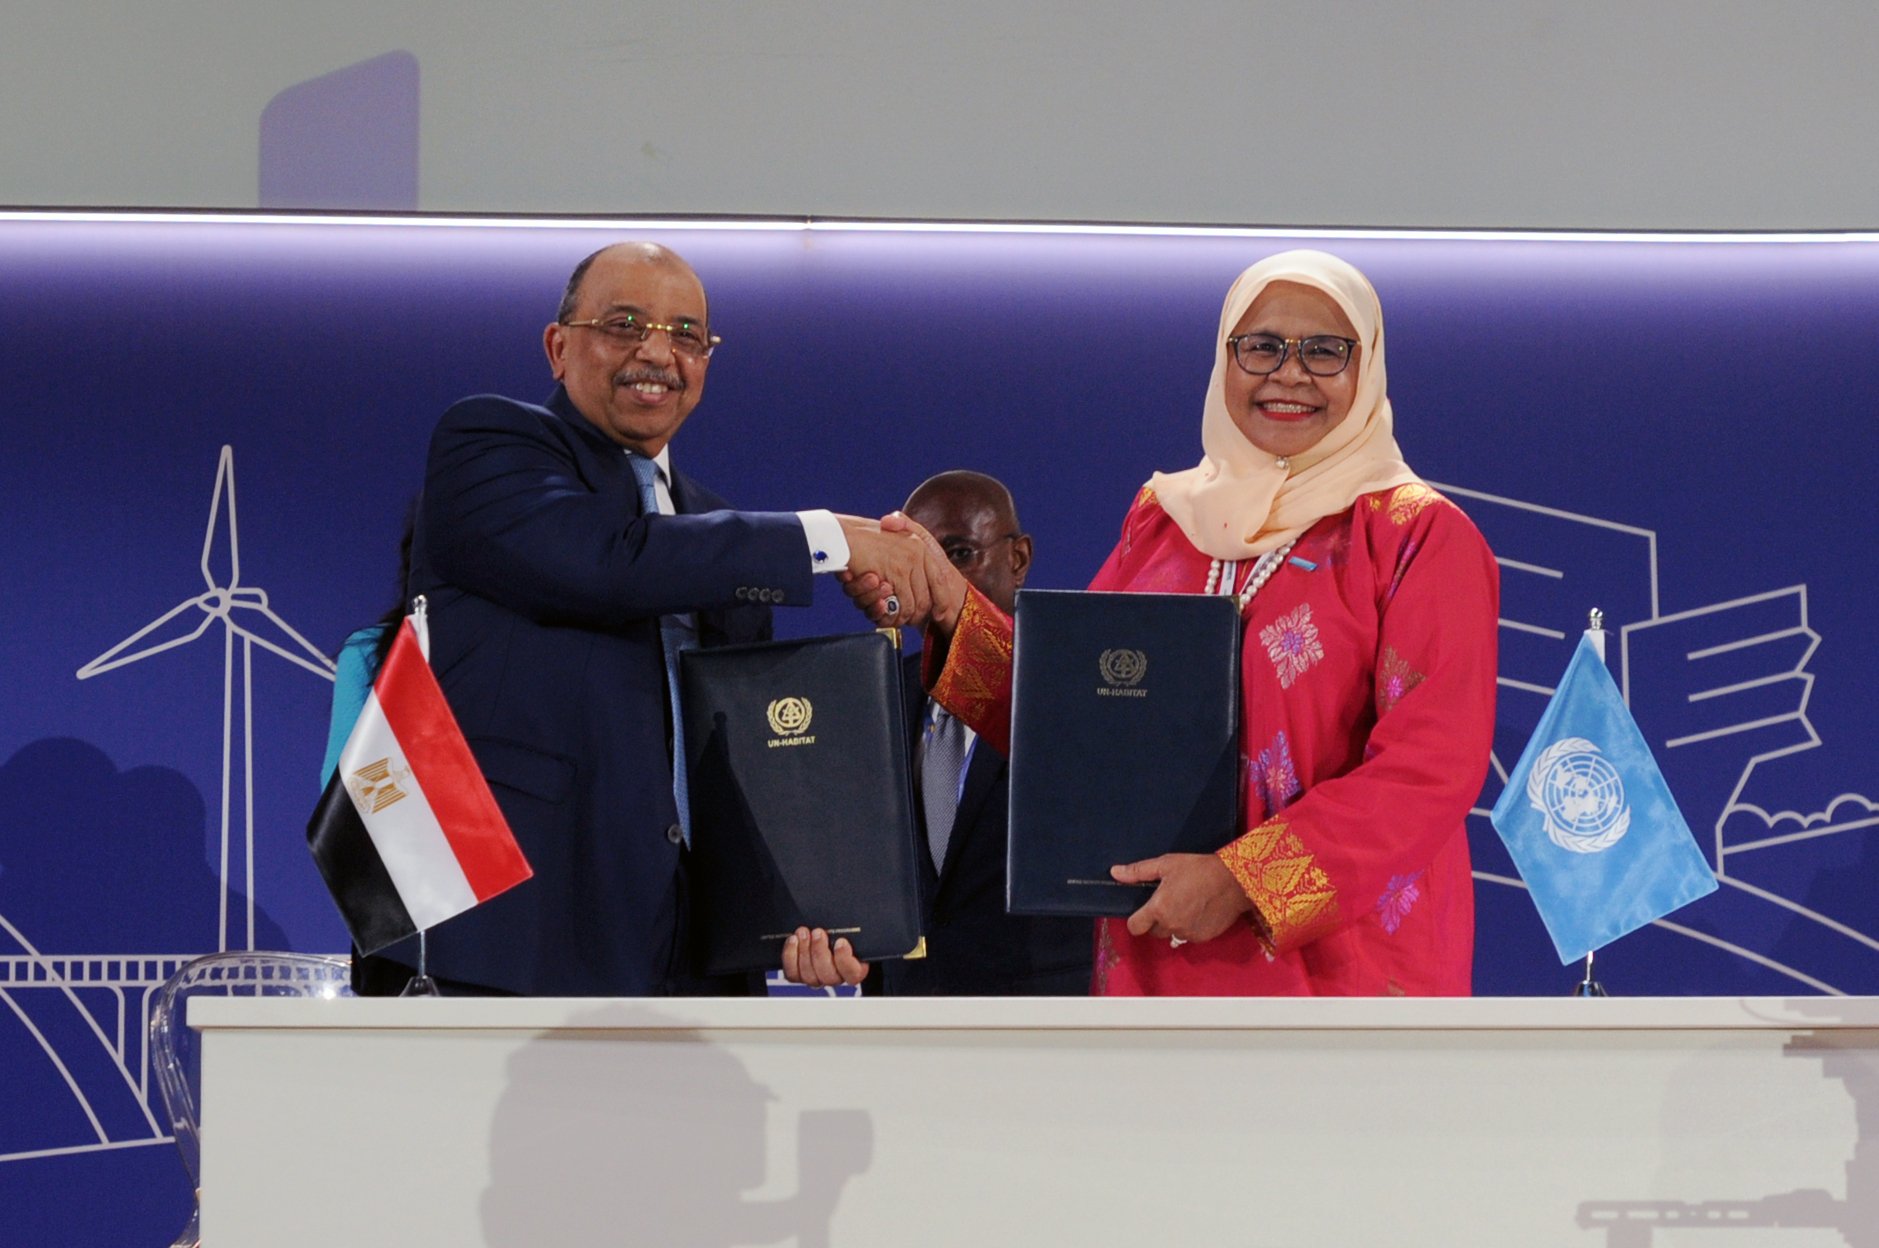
[1491,632,1718,964]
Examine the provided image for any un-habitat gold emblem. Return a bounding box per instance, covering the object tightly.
[1097,648,1148,698]
[765,696,816,747]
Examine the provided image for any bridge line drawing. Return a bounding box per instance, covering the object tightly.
[0,912,173,1161]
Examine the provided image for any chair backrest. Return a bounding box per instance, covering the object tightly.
[148,951,353,1193]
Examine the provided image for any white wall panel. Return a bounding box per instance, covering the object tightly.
[3,2,1873,228]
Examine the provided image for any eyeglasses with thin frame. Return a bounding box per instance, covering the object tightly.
[1225,333,1357,377]
[560,313,721,359]
[939,533,1020,569]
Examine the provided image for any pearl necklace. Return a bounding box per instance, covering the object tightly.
[1204,540,1296,612]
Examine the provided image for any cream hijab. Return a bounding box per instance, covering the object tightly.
[1150,250,1420,561]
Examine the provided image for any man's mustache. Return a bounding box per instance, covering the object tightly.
[615,367,684,390]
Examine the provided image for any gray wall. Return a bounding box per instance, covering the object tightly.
[3,1,1873,229]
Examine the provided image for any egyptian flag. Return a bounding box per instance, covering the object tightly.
[307,611,531,954]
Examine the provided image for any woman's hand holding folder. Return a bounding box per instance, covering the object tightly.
[1111,853,1258,947]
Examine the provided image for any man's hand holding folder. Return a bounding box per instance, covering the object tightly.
[782,926,871,989]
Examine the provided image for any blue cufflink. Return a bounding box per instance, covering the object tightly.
[813,550,829,564]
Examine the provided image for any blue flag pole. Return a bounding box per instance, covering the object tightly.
[1572,609,1610,998]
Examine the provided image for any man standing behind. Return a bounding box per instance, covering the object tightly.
[358,242,933,997]
[785,471,1094,995]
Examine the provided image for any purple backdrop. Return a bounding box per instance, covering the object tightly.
[1,218,1875,1241]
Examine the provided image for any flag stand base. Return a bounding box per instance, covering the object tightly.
[399,974,441,997]
[400,929,441,997]
[1571,951,1608,997]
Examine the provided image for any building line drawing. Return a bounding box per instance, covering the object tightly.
[1718,876,1879,956]
[1729,807,1879,856]
[1471,870,1843,997]
[1439,482,1662,616]
[1439,480,1877,998]
[1631,585,1879,854]
[75,444,336,952]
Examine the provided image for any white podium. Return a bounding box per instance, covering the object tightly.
[192,996,1879,1246]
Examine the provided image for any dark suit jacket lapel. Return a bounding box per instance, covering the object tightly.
[667,466,720,645]
[937,731,1003,884]
[667,466,699,517]
[545,386,639,506]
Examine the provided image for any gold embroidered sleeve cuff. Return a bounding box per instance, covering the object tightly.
[1215,818,1340,953]
[926,583,1015,757]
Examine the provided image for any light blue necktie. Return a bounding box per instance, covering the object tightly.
[627,453,692,845]
[921,706,965,872]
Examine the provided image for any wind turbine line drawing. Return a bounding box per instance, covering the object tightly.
[76,445,336,951]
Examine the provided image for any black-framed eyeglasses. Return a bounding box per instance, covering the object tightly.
[560,314,721,359]
[1226,333,1357,377]
[939,533,1020,569]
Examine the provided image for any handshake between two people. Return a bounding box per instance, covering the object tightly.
[833,512,968,635]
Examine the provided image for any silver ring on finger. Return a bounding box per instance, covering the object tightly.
[883,595,901,617]
[1169,936,1187,948]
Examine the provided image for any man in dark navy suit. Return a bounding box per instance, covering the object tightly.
[358,242,934,997]
[784,472,1094,995]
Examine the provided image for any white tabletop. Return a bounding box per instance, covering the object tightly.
[189,993,1879,1032]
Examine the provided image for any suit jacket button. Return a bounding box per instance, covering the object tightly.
[772,589,786,604]
[665,823,683,844]
[734,586,748,601]
[758,588,774,603]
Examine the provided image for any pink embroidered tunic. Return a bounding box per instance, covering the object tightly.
[927,483,1499,996]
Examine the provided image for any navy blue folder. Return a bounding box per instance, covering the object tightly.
[1007,590,1241,916]
[680,631,925,975]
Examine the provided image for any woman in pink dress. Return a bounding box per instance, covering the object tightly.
[792,250,1499,996]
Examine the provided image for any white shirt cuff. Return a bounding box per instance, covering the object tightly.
[796,510,850,573]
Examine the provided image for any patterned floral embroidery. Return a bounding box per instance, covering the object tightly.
[1375,871,1424,934]
[1246,730,1301,816]
[1376,646,1426,715]
[1216,819,1338,951]
[1241,758,1266,822]
[928,589,1012,744]
[1259,604,1324,689]
[1367,483,1442,526]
